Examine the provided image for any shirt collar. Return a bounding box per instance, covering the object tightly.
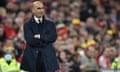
[34,16,43,24]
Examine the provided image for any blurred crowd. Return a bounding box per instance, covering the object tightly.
[0,0,120,72]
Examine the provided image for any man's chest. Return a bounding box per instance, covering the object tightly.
[30,22,49,34]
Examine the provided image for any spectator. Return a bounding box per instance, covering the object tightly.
[3,17,17,39]
[111,48,120,69]
[58,50,70,72]
[109,47,117,63]
[0,48,23,72]
[71,52,81,72]
[98,48,111,69]
[3,39,14,50]
[80,47,98,72]
[0,7,7,22]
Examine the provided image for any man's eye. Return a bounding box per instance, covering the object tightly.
[37,7,44,9]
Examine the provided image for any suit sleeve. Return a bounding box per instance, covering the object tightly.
[40,21,57,44]
[24,23,42,47]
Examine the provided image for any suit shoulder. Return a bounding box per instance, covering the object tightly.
[23,22,28,28]
[24,20,31,26]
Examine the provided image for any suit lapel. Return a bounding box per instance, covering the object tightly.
[30,16,39,34]
[30,16,48,35]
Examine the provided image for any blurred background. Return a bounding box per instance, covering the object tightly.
[0,0,120,72]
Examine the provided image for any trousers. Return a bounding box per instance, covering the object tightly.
[36,51,55,72]
[36,51,46,72]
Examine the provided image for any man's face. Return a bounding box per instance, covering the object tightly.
[104,48,111,57]
[87,47,96,58]
[32,2,45,18]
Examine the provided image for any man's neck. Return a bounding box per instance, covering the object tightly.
[36,16,41,18]
[34,16,43,23]
[34,15,42,18]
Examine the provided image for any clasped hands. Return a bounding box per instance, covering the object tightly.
[34,34,40,39]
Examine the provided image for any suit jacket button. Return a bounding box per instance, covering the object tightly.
[36,51,39,53]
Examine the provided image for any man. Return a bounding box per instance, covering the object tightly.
[80,47,98,72]
[98,48,111,69]
[0,48,23,72]
[111,48,120,69]
[20,1,59,72]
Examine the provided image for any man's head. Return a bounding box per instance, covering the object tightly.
[86,46,97,58]
[32,1,45,18]
[103,48,111,58]
[3,48,16,61]
[109,47,117,58]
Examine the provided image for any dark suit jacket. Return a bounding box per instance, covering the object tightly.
[20,16,59,72]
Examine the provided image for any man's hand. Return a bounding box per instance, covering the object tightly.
[34,34,40,39]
